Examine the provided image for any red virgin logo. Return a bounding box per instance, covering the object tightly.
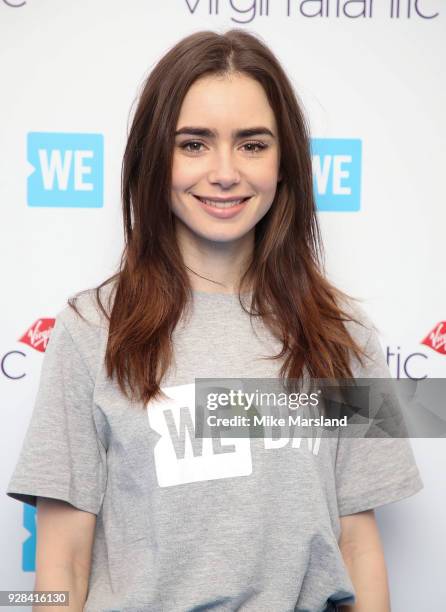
[421,322,446,356]
[19,318,55,353]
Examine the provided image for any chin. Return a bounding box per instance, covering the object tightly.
[194,228,248,243]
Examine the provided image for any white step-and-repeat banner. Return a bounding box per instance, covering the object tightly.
[1,0,445,609]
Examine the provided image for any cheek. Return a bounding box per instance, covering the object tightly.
[250,165,280,196]
[171,151,280,193]
[171,155,201,191]
[171,158,184,191]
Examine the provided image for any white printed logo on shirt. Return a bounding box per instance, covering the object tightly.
[147,383,252,487]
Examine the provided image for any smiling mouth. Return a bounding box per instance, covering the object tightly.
[193,195,252,209]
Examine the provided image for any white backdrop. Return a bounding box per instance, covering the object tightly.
[1,0,445,609]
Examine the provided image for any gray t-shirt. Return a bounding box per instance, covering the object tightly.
[6,284,423,612]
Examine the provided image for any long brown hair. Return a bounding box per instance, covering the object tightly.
[69,29,369,406]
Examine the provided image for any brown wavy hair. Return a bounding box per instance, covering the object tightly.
[69,29,369,406]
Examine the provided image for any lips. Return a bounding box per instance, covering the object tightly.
[192,195,252,209]
[191,193,251,219]
[194,195,251,203]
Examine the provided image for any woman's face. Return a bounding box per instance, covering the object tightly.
[171,72,281,244]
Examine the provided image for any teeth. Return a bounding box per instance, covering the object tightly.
[198,197,247,209]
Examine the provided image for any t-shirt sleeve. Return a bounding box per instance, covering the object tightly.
[6,310,107,515]
[335,314,424,517]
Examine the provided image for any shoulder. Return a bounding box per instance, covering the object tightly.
[335,296,387,377]
[49,279,117,379]
[339,297,377,348]
[58,279,116,334]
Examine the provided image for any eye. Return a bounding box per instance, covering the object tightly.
[179,141,206,154]
[241,141,268,154]
[178,140,269,155]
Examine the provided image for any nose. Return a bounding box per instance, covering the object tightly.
[207,148,241,188]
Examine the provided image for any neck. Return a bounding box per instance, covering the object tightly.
[175,220,254,294]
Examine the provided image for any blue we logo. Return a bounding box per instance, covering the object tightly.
[22,503,36,572]
[311,138,362,211]
[27,132,104,208]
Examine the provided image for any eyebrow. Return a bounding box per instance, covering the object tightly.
[174,126,276,139]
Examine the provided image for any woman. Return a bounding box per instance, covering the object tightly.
[7,29,423,611]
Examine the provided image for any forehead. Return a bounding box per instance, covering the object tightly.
[177,73,276,130]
